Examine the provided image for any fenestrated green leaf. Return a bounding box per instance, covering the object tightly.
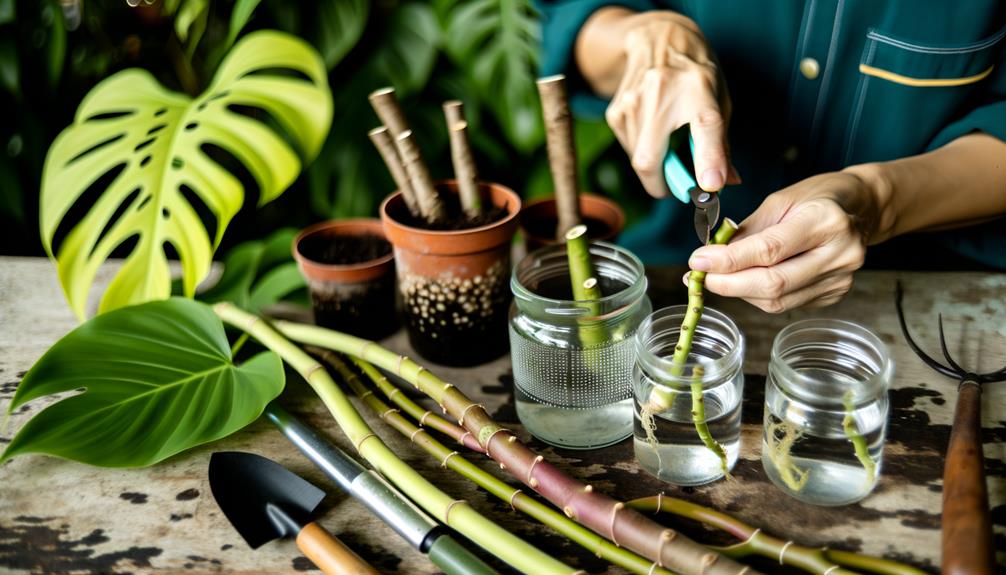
[1,298,285,468]
[199,227,305,312]
[441,0,542,152]
[40,30,332,319]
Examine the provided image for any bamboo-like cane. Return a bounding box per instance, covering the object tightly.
[368,87,410,137]
[272,319,758,575]
[565,225,606,351]
[212,303,575,575]
[447,120,482,216]
[395,130,445,224]
[318,351,674,575]
[335,350,926,575]
[537,75,581,240]
[639,219,738,477]
[368,126,421,217]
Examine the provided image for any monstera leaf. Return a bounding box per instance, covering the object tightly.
[1,298,285,468]
[40,30,332,319]
[440,0,542,152]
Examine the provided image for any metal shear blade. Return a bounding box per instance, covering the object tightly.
[691,188,719,245]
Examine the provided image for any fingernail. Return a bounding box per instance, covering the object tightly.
[682,272,690,286]
[689,256,711,271]
[699,169,725,190]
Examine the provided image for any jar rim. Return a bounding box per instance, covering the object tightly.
[511,240,648,313]
[634,305,744,387]
[769,318,893,404]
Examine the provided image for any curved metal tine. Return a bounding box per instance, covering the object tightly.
[895,282,959,379]
[937,313,966,373]
[979,365,1006,383]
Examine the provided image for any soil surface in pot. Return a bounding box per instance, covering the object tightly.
[522,215,615,242]
[525,274,631,300]
[402,260,510,367]
[297,234,391,264]
[392,194,508,231]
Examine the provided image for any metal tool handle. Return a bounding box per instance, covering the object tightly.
[941,382,994,575]
[296,522,380,575]
[426,532,499,575]
[267,404,437,549]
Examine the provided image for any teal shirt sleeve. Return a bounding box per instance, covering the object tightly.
[925,59,1006,269]
[535,0,656,117]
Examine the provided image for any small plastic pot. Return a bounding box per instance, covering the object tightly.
[293,219,398,340]
[519,194,625,252]
[381,181,521,366]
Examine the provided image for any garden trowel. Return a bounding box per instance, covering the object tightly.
[208,451,379,575]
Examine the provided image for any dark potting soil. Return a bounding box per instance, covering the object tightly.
[522,215,614,242]
[297,234,391,265]
[392,194,508,231]
[310,275,399,340]
[401,263,511,366]
[525,274,632,301]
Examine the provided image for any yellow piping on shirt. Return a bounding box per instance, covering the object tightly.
[858,63,995,87]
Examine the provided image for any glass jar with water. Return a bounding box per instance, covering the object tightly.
[509,241,650,449]
[633,306,744,485]
[762,319,892,506]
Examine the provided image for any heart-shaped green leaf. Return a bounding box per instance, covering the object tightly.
[40,30,332,319]
[1,298,285,468]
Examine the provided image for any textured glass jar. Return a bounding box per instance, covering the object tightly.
[509,241,651,449]
[762,319,893,506]
[633,306,745,485]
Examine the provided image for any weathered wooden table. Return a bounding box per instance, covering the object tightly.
[1,256,1004,574]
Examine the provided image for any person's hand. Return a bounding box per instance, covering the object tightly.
[601,11,740,197]
[687,170,884,312]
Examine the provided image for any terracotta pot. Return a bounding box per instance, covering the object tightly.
[293,219,399,340]
[381,181,521,366]
[519,194,625,252]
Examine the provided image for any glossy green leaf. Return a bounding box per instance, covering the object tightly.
[0,0,14,25]
[199,227,305,312]
[1,298,285,468]
[175,0,209,43]
[226,0,263,49]
[40,30,332,319]
[371,2,440,93]
[441,0,542,152]
[0,35,17,96]
[315,0,369,69]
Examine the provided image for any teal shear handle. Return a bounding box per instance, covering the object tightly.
[663,133,698,203]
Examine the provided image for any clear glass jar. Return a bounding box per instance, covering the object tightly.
[762,319,893,506]
[509,241,651,449]
[633,306,745,485]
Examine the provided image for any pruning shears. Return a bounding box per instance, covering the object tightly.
[663,130,720,245]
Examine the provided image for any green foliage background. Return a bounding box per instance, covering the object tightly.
[1,0,649,257]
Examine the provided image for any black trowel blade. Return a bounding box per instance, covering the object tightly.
[209,451,326,549]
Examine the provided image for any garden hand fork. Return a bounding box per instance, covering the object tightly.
[895,282,1004,575]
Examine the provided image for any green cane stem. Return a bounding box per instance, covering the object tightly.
[327,352,675,575]
[628,495,927,575]
[212,303,576,575]
[565,224,607,350]
[640,219,737,476]
[843,390,876,485]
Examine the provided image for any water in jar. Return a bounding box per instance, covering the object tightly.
[633,368,743,485]
[762,365,887,506]
[510,275,636,449]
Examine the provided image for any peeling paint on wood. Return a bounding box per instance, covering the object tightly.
[0,257,1004,573]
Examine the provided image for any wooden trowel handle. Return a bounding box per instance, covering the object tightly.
[296,522,380,575]
[941,382,993,575]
